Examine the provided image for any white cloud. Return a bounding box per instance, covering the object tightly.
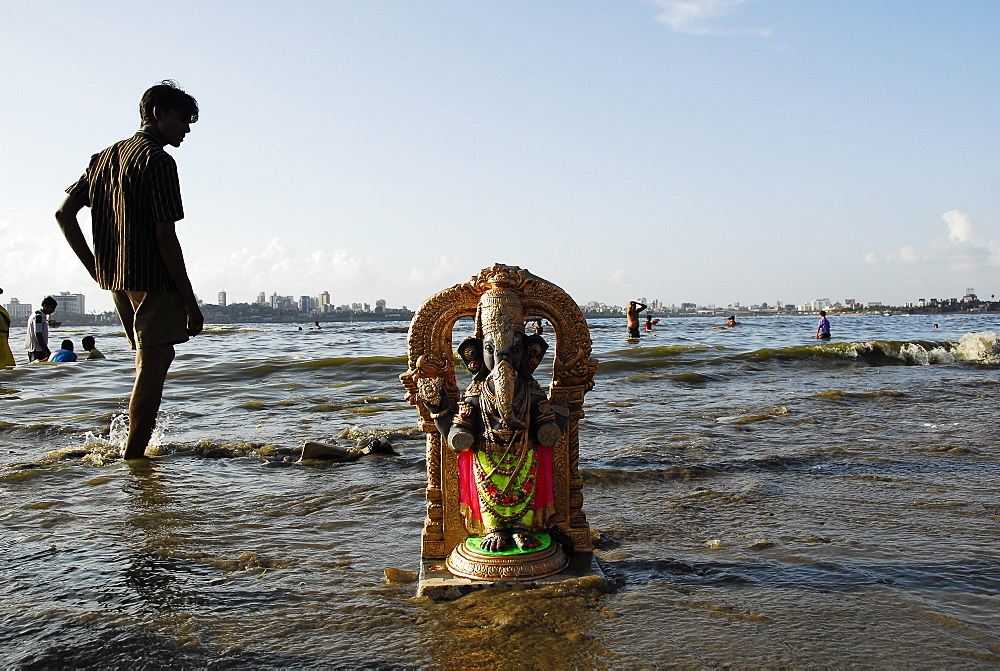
[887,245,921,265]
[0,219,97,306]
[192,237,379,301]
[610,269,627,284]
[864,210,1000,272]
[943,209,985,245]
[0,224,461,311]
[646,0,773,37]
[407,256,462,287]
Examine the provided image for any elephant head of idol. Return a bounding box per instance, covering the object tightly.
[457,287,549,424]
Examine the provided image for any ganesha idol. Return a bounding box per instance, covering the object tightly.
[421,287,563,556]
[401,264,597,585]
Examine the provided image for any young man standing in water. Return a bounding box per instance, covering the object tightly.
[24,296,58,362]
[56,80,204,460]
[626,300,647,339]
[815,310,831,339]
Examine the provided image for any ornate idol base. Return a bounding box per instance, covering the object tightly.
[445,533,568,582]
[418,538,609,601]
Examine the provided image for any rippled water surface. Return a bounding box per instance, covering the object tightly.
[2,313,999,667]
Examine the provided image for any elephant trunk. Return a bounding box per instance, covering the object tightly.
[490,359,525,429]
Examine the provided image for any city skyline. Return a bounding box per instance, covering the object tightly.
[2,2,998,315]
[7,284,990,320]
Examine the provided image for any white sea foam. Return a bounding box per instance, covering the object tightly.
[953,330,1000,364]
[847,334,995,365]
[926,346,955,364]
[898,342,931,365]
[81,411,172,462]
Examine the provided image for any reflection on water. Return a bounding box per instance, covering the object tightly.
[419,579,611,669]
[1,314,999,666]
[121,462,202,618]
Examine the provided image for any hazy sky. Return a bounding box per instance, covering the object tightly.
[2,0,998,313]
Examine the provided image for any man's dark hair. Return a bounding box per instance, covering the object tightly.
[140,80,199,125]
[82,336,95,350]
[61,340,74,351]
[42,296,57,307]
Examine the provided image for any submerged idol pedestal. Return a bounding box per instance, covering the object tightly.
[400,264,602,600]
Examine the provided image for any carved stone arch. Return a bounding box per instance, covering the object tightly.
[401,264,598,560]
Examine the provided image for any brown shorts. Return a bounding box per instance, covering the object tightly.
[112,290,189,350]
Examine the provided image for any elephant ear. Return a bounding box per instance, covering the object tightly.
[522,334,549,375]
[457,337,486,379]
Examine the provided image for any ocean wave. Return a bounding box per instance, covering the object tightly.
[595,345,723,373]
[952,330,1000,364]
[812,389,906,403]
[601,557,1000,593]
[582,464,717,483]
[714,407,789,424]
[595,332,998,374]
[841,331,998,365]
[581,450,833,483]
[169,354,409,384]
[668,372,719,383]
[582,449,890,485]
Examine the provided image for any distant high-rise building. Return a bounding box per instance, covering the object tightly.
[257,292,267,305]
[271,293,297,310]
[319,291,330,307]
[4,297,32,320]
[55,291,86,315]
[375,299,386,315]
[218,291,227,307]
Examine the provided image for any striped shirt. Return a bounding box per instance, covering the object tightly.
[66,131,185,292]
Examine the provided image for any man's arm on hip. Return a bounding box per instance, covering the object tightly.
[55,194,97,282]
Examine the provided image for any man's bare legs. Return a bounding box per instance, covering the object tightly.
[123,343,175,460]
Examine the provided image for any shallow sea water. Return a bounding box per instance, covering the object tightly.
[2,313,999,667]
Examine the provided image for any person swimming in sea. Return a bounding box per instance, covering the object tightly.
[82,335,106,360]
[50,339,78,362]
